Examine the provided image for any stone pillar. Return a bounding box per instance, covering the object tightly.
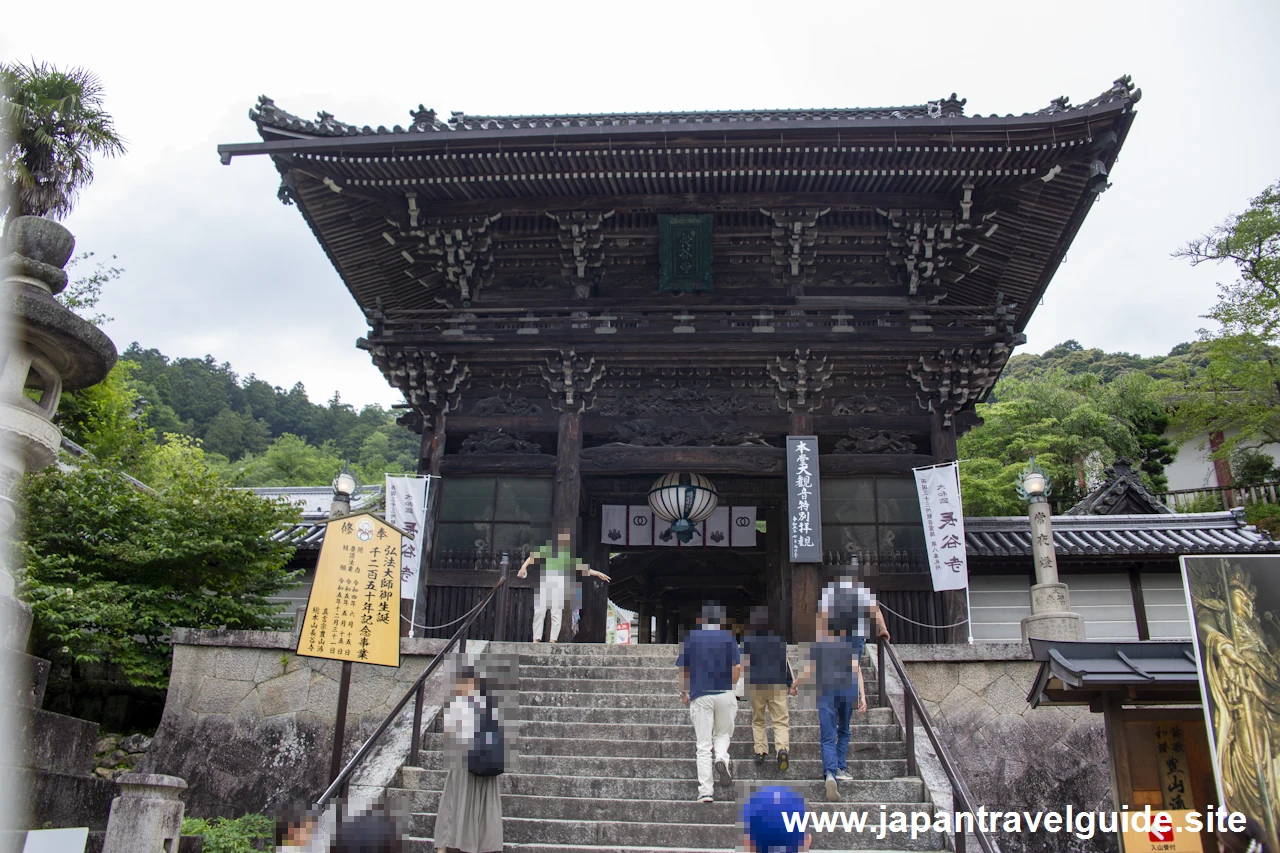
[1020,497,1085,642]
[1,217,115,835]
[102,773,186,853]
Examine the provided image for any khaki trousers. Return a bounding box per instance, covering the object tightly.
[747,683,790,754]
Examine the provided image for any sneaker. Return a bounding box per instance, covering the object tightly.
[754,752,767,765]
[836,769,854,782]
[777,749,789,772]
[715,758,733,784]
[825,772,839,802]
[696,794,713,804]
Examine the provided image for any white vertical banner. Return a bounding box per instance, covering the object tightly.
[730,506,758,547]
[705,507,730,547]
[914,462,969,592]
[601,505,627,546]
[385,475,430,599]
[628,505,653,546]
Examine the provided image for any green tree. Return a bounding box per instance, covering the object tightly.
[958,370,1173,516]
[228,433,343,486]
[17,436,299,688]
[1,61,126,221]
[58,250,119,325]
[56,361,157,479]
[1171,181,1280,460]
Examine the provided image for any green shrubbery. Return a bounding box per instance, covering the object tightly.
[180,814,274,852]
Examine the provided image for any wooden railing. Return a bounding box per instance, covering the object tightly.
[1156,481,1280,512]
[434,546,532,571]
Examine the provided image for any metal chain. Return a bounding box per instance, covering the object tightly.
[877,603,970,630]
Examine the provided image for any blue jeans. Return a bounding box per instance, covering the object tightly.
[817,688,856,776]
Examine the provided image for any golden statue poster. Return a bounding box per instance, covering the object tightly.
[1180,555,1280,851]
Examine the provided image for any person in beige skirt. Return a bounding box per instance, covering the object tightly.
[435,665,503,853]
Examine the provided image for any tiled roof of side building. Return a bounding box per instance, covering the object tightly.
[966,509,1279,557]
[249,77,1139,140]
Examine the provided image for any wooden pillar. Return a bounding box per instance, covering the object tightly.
[655,603,667,644]
[930,408,958,462]
[577,514,609,643]
[789,412,821,644]
[553,410,583,642]
[765,504,787,640]
[639,602,653,644]
[1101,693,1133,817]
[668,611,680,645]
[410,411,447,638]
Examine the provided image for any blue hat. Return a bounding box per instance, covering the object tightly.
[741,786,807,853]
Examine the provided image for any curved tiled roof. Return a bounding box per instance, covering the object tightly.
[966,510,1278,557]
[248,77,1139,140]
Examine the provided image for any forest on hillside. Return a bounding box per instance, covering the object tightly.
[60,344,421,487]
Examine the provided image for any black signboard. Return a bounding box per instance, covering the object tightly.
[786,436,823,562]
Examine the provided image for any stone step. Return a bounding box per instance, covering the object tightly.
[513,720,903,744]
[394,771,928,804]
[515,702,894,725]
[403,791,931,825]
[404,842,923,853]
[420,733,905,761]
[518,663,878,680]
[517,675,879,695]
[412,752,909,780]
[404,815,945,850]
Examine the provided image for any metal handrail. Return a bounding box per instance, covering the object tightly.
[314,567,509,809]
[877,640,1001,853]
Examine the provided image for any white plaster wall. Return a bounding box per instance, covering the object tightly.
[1162,430,1280,491]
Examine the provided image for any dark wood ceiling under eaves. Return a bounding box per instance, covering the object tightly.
[267,103,1134,332]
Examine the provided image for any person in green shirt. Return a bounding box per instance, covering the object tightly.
[517,525,610,642]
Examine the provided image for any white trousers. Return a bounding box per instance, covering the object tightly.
[532,570,569,641]
[689,691,736,797]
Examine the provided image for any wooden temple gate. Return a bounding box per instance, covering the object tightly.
[222,77,1141,643]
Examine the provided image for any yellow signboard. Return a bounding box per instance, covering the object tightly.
[296,512,406,667]
[1120,811,1206,853]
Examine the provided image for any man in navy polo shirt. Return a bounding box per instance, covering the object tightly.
[676,602,742,803]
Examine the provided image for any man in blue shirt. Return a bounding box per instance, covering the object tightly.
[676,602,742,803]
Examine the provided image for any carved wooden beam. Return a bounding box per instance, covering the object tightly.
[579,445,785,475]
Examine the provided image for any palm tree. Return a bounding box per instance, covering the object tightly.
[1,61,127,223]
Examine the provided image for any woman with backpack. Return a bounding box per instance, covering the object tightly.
[435,664,504,853]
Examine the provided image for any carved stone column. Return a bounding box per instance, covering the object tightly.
[1020,492,1084,642]
[1,215,115,835]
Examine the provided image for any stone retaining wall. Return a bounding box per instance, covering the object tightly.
[142,630,457,818]
[889,643,1114,853]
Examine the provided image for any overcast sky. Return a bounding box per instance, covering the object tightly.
[6,1,1277,409]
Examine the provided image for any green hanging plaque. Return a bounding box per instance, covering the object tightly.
[658,214,713,293]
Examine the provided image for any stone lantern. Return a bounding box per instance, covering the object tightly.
[0,215,116,647]
[1017,458,1085,642]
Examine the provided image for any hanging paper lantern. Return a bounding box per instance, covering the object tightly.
[648,473,719,544]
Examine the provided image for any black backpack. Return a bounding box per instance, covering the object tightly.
[467,698,505,777]
[827,585,865,638]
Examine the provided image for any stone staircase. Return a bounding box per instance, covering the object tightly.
[390,642,945,852]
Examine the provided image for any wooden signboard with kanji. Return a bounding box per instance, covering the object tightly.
[296,512,409,668]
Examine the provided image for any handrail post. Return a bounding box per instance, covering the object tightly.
[904,693,917,777]
[877,641,887,708]
[408,678,425,767]
[494,552,511,642]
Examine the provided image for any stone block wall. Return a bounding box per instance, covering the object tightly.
[889,643,1115,853]
[143,629,456,819]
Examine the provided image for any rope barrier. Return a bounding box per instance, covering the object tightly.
[877,603,970,630]
[400,594,492,632]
